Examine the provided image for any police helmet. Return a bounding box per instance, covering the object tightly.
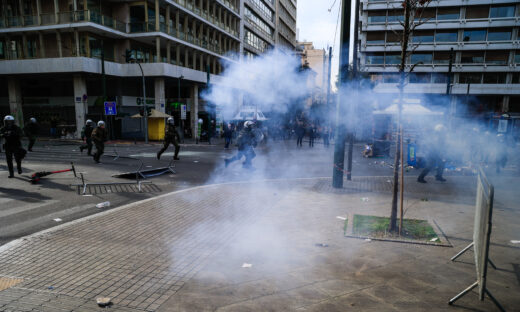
[4,115,15,122]
[244,121,255,129]
[434,124,446,132]
[30,117,36,123]
[97,120,105,127]
[167,117,175,125]
[86,119,93,125]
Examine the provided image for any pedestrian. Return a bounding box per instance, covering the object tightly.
[495,133,508,174]
[0,115,26,178]
[79,119,94,156]
[417,124,447,183]
[296,122,304,147]
[309,124,315,147]
[91,120,108,164]
[24,117,39,151]
[225,121,261,169]
[157,117,181,160]
[49,116,58,137]
[323,126,330,147]
[224,123,233,149]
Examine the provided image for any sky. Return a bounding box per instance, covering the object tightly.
[296,0,343,89]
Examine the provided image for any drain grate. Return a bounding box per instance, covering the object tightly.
[75,183,162,195]
[0,277,23,291]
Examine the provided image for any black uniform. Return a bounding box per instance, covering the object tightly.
[24,122,39,151]
[418,131,446,183]
[157,124,180,160]
[0,124,24,177]
[91,126,108,163]
[225,127,257,168]
[80,124,94,155]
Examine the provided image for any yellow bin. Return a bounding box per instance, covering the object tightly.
[131,109,171,141]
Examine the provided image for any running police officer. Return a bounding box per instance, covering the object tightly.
[0,115,25,178]
[157,117,180,160]
[24,117,39,152]
[91,121,108,163]
[79,119,94,156]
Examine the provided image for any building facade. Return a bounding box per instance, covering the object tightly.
[359,0,520,118]
[297,41,330,106]
[0,0,297,138]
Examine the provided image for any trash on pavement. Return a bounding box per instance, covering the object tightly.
[510,240,520,244]
[430,237,439,242]
[365,239,372,242]
[361,197,369,202]
[82,194,93,197]
[48,286,54,290]
[421,198,429,202]
[193,160,199,163]
[242,263,252,268]
[336,216,346,221]
[96,297,112,307]
[315,243,329,247]
[53,218,62,222]
[387,180,391,183]
[96,201,111,209]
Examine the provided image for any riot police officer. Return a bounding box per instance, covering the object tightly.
[0,115,24,178]
[418,124,447,183]
[91,120,108,163]
[225,121,261,169]
[79,119,94,156]
[24,117,39,152]
[157,117,180,160]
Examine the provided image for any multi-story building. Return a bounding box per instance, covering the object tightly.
[359,0,520,120]
[0,0,297,139]
[297,41,330,105]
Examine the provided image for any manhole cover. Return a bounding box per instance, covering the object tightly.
[0,277,23,291]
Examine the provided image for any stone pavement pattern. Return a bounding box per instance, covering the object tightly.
[0,176,518,311]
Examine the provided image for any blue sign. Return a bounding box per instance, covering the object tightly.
[104,101,117,115]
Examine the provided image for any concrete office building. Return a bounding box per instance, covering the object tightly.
[0,0,297,139]
[359,0,520,119]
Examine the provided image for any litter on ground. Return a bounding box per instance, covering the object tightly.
[430,237,439,242]
[315,243,329,247]
[336,216,346,221]
[510,240,520,244]
[242,263,252,268]
[96,297,112,307]
[361,197,369,202]
[53,218,62,222]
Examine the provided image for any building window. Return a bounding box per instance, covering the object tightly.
[435,30,458,42]
[461,51,484,64]
[410,52,432,64]
[487,28,512,41]
[366,32,385,44]
[369,73,383,83]
[459,73,482,84]
[245,6,273,38]
[485,51,509,65]
[387,10,404,23]
[490,5,515,18]
[244,29,269,53]
[409,73,431,83]
[411,30,434,43]
[465,6,489,19]
[463,29,486,42]
[483,73,506,84]
[515,51,520,64]
[432,73,448,83]
[384,74,400,83]
[366,53,384,65]
[0,41,5,59]
[414,8,435,21]
[386,32,400,43]
[437,7,459,20]
[433,51,452,64]
[368,11,386,23]
[385,53,400,65]
[512,73,520,84]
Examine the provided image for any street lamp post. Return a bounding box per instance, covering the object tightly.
[178,75,184,141]
[136,62,148,144]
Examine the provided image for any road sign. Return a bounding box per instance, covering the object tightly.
[181,104,187,120]
[104,101,117,115]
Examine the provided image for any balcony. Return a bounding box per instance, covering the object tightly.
[1,10,127,33]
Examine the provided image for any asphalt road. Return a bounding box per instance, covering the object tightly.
[0,137,517,246]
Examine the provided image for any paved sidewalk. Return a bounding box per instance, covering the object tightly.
[0,176,518,311]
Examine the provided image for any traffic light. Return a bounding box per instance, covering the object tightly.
[125,49,133,63]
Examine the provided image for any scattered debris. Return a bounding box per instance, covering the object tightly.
[96,201,111,209]
[386,180,391,183]
[53,218,62,222]
[48,286,54,290]
[315,243,329,247]
[510,240,520,244]
[82,194,93,197]
[193,160,199,163]
[365,239,372,242]
[146,166,152,168]
[242,263,252,268]
[421,198,429,202]
[361,197,369,202]
[96,297,112,307]
[430,237,439,242]
[336,216,347,221]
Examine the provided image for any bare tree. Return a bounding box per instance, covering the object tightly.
[388,0,432,233]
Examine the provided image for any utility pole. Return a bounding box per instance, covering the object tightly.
[332,0,352,188]
[326,46,332,118]
[178,75,184,141]
[137,62,148,144]
[101,40,113,139]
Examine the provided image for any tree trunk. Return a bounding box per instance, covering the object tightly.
[389,0,411,233]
